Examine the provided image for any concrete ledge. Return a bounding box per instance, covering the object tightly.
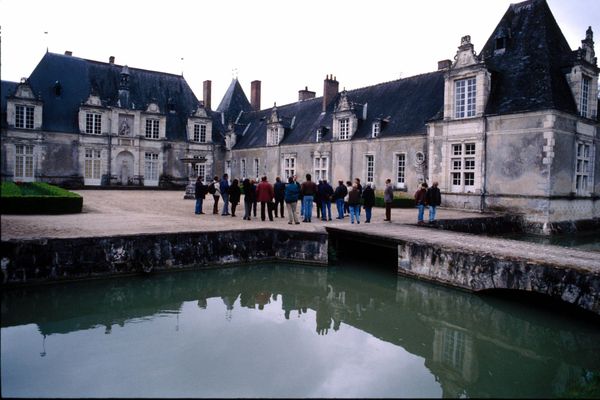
[0,229,328,286]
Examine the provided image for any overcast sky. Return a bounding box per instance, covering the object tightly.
[1,0,598,109]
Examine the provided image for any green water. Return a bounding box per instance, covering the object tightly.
[2,263,600,398]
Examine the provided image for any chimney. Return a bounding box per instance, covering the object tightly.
[323,74,339,112]
[109,56,115,64]
[251,80,261,111]
[203,80,212,110]
[64,50,72,56]
[438,59,452,70]
[298,86,316,101]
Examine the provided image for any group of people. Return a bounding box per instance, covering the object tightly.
[194,173,442,225]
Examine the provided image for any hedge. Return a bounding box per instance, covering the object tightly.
[374,195,415,208]
[1,182,83,214]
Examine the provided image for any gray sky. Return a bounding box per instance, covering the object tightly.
[1,0,598,109]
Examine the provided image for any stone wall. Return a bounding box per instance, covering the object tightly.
[0,229,328,286]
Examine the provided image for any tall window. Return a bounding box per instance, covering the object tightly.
[144,152,159,181]
[193,124,207,142]
[15,144,34,180]
[85,113,102,134]
[15,105,34,129]
[372,122,380,138]
[314,156,328,182]
[254,158,260,179]
[581,76,591,118]
[455,78,476,118]
[365,155,375,183]
[450,143,476,191]
[84,148,101,180]
[240,159,247,178]
[442,328,466,370]
[268,127,280,146]
[284,156,296,179]
[575,142,591,194]
[195,163,206,181]
[339,118,350,140]
[395,153,406,185]
[145,119,160,139]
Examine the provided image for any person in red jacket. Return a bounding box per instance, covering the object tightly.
[256,176,275,221]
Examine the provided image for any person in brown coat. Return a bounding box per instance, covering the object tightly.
[256,176,275,221]
[414,182,428,225]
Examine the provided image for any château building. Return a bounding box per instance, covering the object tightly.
[1,0,598,232]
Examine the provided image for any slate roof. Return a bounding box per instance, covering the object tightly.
[216,79,253,125]
[6,52,225,143]
[233,71,445,149]
[480,0,581,116]
[1,80,19,129]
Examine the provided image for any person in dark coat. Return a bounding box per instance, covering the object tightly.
[228,179,241,217]
[315,180,323,219]
[284,176,300,224]
[425,181,442,223]
[333,180,348,220]
[242,178,255,220]
[348,183,361,224]
[414,182,428,225]
[194,176,207,215]
[362,182,375,223]
[273,176,286,218]
[220,174,230,216]
[318,179,334,221]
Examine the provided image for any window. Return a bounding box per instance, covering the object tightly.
[268,127,280,146]
[84,148,101,180]
[195,163,206,181]
[365,155,374,183]
[575,142,592,194]
[581,76,591,118]
[254,158,260,179]
[314,156,328,182]
[395,154,406,185]
[454,78,476,118]
[372,122,380,138]
[241,159,247,178]
[85,113,102,134]
[15,144,34,180]
[15,105,34,129]
[193,124,207,142]
[339,118,350,140]
[450,143,476,191]
[145,119,160,139]
[316,129,322,143]
[442,329,466,370]
[144,152,159,181]
[284,156,296,179]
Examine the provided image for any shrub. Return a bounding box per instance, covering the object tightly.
[374,190,415,208]
[1,182,83,214]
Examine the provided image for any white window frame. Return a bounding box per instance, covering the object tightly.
[145,119,160,139]
[454,78,476,119]
[365,154,375,184]
[144,152,159,184]
[372,122,380,138]
[14,144,35,181]
[575,141,593,195]
[284,156,296,180]
[581,76,591,119]
[450,143,476,192]
[268,127,280,146]
[85,112,102,134]
[84,148,102,185]
[313,156,329,182]
[193,124,207,143]
[339,118,350,140]
[15,105,34,129]
[316,129,322,143]
[195,163,207,182]
[395,153,406,187]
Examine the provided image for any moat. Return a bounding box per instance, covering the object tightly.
[2,262,599,398]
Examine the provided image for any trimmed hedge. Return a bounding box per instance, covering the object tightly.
[374,195,415,208]
[1,182,83,214]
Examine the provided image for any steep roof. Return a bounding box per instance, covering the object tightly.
[232,71,444,149]
[1,80,19,129]
[216,78,253,125]
[480,0,579,115]
[20,52,225,142]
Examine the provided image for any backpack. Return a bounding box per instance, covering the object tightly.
[208,182,216,194]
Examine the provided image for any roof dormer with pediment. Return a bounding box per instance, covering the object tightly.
[6,79,44,130]
[332,90,359,140]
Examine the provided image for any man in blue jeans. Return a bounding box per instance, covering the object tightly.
[220,174,230,215]
[414,182,428,225]
[300,173,317,222]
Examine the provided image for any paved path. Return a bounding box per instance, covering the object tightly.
[2,190,599,272]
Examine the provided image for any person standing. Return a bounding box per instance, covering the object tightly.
[333,180,347,220]
[384,179,394,222]
[242,178,255,220]
[319,179,334,221]
[315,180,323,220]
[220,174,230,216]
[228,178,241,217]
[273,176,286,219]
[256,176,274,221]
[362,182,375,223]
[194,176,207,215]
[348,183,361,224]
[414,182,428,225]
[426,181,442,223]
[211,176,221,215]
[251,178,258,217]
[354,178,363,216]
[284,176,300,225]
[344,180,352,216]
[300,174,317,223]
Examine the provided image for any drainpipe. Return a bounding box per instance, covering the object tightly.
[481,116,488,212]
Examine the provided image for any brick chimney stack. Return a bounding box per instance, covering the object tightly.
[323,74,339,111]
[64,50,72,56]
[203,80,212,110]
[298,86,316,101]
[437,59,452,70]
[251,80,261,111]
[109,56,115,64]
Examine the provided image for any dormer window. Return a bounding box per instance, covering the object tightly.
[581,75,591,118]
[193,124,207,143]
[339,118,350,140]
[15,105,34,129]
[145,119,160,139]
[85,112,102,134]
[267,126,281,146]
[454,77,477,118]
[372,121,380,138]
